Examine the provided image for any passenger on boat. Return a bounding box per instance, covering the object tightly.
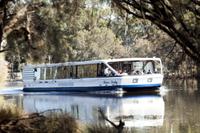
[121,70,128,76]
[131,70,143,75]
[147,70,152,74]
[104,67,111,76]
[116,69,127,76]
[117,69,122,74]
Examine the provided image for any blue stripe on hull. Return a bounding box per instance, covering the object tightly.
[122,84,161,92]
[122,84,161,88]
[23,84,161,92]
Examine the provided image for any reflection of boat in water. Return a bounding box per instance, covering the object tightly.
[22,93,165,127]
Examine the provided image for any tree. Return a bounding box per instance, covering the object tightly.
[0,1,46,52]
[1,0,85,63]
[112,0,200,64]
[0,0,13,52]
[0,0,48,64]
[2,0,128,63]
[71,27,128,60]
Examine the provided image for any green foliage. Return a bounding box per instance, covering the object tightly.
[26,0,129,62]
[1,0,198,77]
[3,0,153,64]
[72,27,128,60]
[112,0,200,63]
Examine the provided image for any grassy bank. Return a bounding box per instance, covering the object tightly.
[0,108,79,133]
[0,103,131,133]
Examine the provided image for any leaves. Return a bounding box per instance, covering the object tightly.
[72,27,127,60]
[112,0,200,63]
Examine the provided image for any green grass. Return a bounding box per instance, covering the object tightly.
[0,104,136,133]
[42,112,78,133]
[0,105,79,133]
[0,105,21,124]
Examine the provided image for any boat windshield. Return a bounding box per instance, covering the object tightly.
[108,60,162,76]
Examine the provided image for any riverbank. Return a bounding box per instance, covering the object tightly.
[164,71,200,79]
[0,109,78,133]
[0,107,122,133]
[0,98,81,133]
[0,95,133,133]
[0,81,23,90]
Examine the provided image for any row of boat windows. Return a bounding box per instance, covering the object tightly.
[37,64,107,80]
[34,61,162,80]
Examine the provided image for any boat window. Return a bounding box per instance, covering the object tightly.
[97,63,111,77]
[46,67,57,80]
[56,66,64,79]
[40,68,46,80]
[108,62,130,76]
[77,64,97,78]
[71,66,77,78]
[108,60,161,75]
[132,61,144,75]
[56,66,71,79]
[143,61,154,74]
[154,61,162,74]
[97,63,117,77]
[143,60,161,74]
[38,65,77,80]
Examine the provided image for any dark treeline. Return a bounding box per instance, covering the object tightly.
[0,0,199,78]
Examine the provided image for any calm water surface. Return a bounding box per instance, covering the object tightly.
[0,79,200,133]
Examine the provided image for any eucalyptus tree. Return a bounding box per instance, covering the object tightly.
[112,0,200,64]
[72,27,128,61]
[0,0,48,64]
[1,0,128,64]
[0,0,87,63]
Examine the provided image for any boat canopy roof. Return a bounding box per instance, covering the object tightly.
[25,57,162,68]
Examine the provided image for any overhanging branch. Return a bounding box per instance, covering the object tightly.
[113,0,200,63]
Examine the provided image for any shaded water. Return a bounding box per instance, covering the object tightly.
[0,79,200,133]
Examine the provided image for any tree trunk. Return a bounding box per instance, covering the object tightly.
[0,0,6,48]
[197,42,200,89]
[0,24,2,48]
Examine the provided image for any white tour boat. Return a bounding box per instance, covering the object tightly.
[22,58,164,92]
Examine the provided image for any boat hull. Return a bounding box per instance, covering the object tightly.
[23,74,163,92]
[23,81,162,92]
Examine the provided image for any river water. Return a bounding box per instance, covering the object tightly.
[0,79,200,133]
